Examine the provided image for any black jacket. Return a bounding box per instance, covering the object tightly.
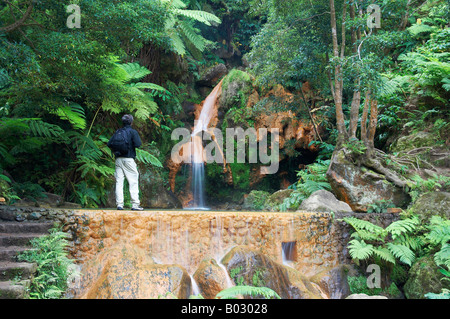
[108,125,142,159]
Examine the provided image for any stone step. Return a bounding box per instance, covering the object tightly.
[0,262,37,281]
[0,221,54,234]
[0,233,44,247]
[0,280,30,299]
[0,246,34,262]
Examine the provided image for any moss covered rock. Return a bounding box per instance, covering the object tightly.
[409,191,450,222]
[219,69,253,111]
[391,131,436,153]
[264,189,293,211]
[242,190,270,211]
[403,255,449,299]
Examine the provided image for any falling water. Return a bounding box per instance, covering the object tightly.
[188,80,223,210]
[190,275,201,296]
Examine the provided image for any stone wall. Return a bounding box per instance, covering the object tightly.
[0,206,399,277]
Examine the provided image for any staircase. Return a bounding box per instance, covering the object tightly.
[0,221,53,299]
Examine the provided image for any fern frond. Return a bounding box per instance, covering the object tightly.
[168,31,186,56]
[173,9,221,26]
[118,63,151,82]
[343,217,387,241]
[76,157,115,178]
[55,103,86,131]
[434,243,450,269]
[27,120,65,139]
[348,239,374,262]
[160,0,187,9]
[215,286,281,299]
[372,247,396,264]
[426,216,450,246]
[179,20,207,52]
[136,149,163,168]
[386,216,419,239]
[387,243,415,266]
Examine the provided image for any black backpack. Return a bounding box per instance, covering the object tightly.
[108,128,131,157]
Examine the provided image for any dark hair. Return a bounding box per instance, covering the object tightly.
[122,114,133,126]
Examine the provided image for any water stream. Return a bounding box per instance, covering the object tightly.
[188,80,223,210]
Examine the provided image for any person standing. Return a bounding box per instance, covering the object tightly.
[107,114,144,211]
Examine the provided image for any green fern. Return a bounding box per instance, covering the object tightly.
[215,285,281,299]
[136,148,163,168]
[55,102,86,131]
[372,247,396,264]
[344,216,422,266]
[386,243,416,266]
[118,62,151,81]
[347,239,375,262]
[434,243,450,269]
[343,217,387,241]
[27,119,65,139]
[385,216,419,240]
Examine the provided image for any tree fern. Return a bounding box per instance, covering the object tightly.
[173,9,221,26]
[118,62,151,81]
[27,119,65,140]
[215,285,281,299]
[55,102,86,131]
[136,148,163,168]
[179,20,208,52]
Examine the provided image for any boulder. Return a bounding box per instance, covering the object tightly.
[197,63,228,87]
[403,255,449,299]
[298,190,352,213]
[309,265,351,299]
[327,149,410,212]
[409,191,450,222]
[219,69,253,111]
[221,246,324,299]
[76,243,191,299]
[193,258,230,299]
[264,189,294,212]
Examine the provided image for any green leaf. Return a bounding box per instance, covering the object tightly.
[215,286,281,299]
[387,243,415,266]
[348,239,374,262]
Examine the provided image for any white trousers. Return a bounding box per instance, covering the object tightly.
[114,157,140,208]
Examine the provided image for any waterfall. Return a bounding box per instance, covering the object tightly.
[188,80,223,210]
[190,275,201,296]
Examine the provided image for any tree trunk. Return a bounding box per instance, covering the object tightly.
[329,0,347,146]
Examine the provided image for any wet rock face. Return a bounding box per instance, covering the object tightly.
[309,265,351,299]
[326,149,410,212]
[221,246,324,299]
[76,243,191,299]
[193,258,229,299]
